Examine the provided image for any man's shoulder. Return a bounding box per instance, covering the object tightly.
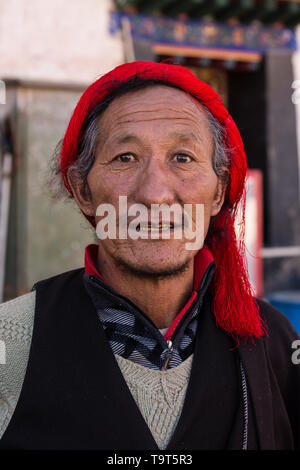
[255,297,299,340]
[253,297,300,372]
[0,268,84,328]
[32,267,85,291]
[0,290,36,337]
[0,291,36,320]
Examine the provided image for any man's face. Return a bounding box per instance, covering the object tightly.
[72,85,226,276]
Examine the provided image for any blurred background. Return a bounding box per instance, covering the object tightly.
[0,0,300,327]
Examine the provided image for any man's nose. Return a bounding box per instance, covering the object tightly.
[134,158,175,207]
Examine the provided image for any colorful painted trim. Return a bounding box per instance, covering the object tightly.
[110,11,297,53]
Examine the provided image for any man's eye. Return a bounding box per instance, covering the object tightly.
[115,153,135,163]
[174,153,193,163]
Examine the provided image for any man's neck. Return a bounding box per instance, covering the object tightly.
[96,252,194,330]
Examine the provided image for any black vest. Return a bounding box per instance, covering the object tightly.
[0,268,260,450]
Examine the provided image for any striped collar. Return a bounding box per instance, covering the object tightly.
[84,243,215,342]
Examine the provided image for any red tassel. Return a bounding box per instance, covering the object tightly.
[207,207,265,339]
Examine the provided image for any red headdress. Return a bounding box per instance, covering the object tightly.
[60,61,265,340]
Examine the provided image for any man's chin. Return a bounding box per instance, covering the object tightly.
[114,255,192,280]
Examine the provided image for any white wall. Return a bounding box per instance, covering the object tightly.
[0,0,123,84]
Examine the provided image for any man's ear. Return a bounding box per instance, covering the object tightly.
[67,169,95,217]
[211,168,229,217]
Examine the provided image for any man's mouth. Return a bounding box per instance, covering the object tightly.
[137,222,176,232]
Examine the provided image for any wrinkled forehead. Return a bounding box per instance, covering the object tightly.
[97,84,213,144]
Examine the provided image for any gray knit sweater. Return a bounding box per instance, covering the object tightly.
[115,354,193,449]
[0,291,193,447]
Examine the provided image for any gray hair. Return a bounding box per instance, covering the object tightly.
[48,84,230,203]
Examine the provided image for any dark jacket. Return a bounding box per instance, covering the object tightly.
[0,268,299,450]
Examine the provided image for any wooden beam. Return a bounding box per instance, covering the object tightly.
[239,0,277,22]
[186,0,227,19]
[161,0,197,16]
[117,0,300,26]
[136,0,175,14]
[263,1,300,24]
[152,43,262,62]
[214,0,255,21]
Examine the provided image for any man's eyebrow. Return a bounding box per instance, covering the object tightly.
[168,131,199,142]
[115,132,200,144]
[115,134,141,144]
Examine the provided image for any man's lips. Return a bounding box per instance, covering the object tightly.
[136,222,181,232]
[115,211,193,233]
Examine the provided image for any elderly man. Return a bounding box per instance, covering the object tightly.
[0,61,300,450]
